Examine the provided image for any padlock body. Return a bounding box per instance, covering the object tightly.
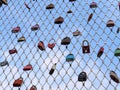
[78,72,87,82]
[82,40,90,53]
[114,48,120,56]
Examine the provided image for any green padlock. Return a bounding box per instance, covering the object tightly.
[114,48,120,56]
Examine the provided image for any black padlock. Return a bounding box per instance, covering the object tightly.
[110,71,119,83]
[78,71,87,86]
[49,63,56,75]
[117,27,120,33]
[82,40,90,53]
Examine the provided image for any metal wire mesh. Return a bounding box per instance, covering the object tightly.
[0,0,120,90]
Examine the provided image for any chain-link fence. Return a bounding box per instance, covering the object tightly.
[0,0,120,90]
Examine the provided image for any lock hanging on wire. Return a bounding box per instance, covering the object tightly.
[82,40,90,53]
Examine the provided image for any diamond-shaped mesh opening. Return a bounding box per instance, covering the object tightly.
[0,0,120,90]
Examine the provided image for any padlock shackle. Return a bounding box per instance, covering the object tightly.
[82,40,89,46]
[49,38,55,43]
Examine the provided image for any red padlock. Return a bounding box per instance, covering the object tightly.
[48,39,55,50]
[23,64,32,71]
[13,77,23,87]
[38,41,45,51]
[30,85,37,90]
[9,48,17,54]
[119,2,120,11]
[97,47,104,58]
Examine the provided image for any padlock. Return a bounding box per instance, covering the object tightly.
[61,37,71,48]
[67,10,72,14]
[49,63,56,75]
[110,71,119,83]
[119,2,120,11]
[0,1,2,7]
[23,64,33,71]
[89,2,97,12]
[30,85,37,90]
[17,36,26,42]
[78,71,87,86]
[48,43,55,49]
[106,20,114,31]
[13,77,23,87]
[1,0,8,5]
[73,30,81,36]
[0,61,9,67]
[66,53,75,66]
[54,16,64,27]
[82,40,90,53]
[87,13,93,23]
[97,47,104,58]
[114,48,120,56]
[46,3,54,13]
[117,27,120,33]
[9,48,17,54]
[31,24,39,31]
[38,41,45,51]
[12,26,21,33]
[48,39,55,50]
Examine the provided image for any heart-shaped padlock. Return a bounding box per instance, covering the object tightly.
[48,39,55,49]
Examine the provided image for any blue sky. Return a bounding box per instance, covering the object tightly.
[0,0,120,90]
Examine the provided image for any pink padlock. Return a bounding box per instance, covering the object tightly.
[12,26,20,33]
